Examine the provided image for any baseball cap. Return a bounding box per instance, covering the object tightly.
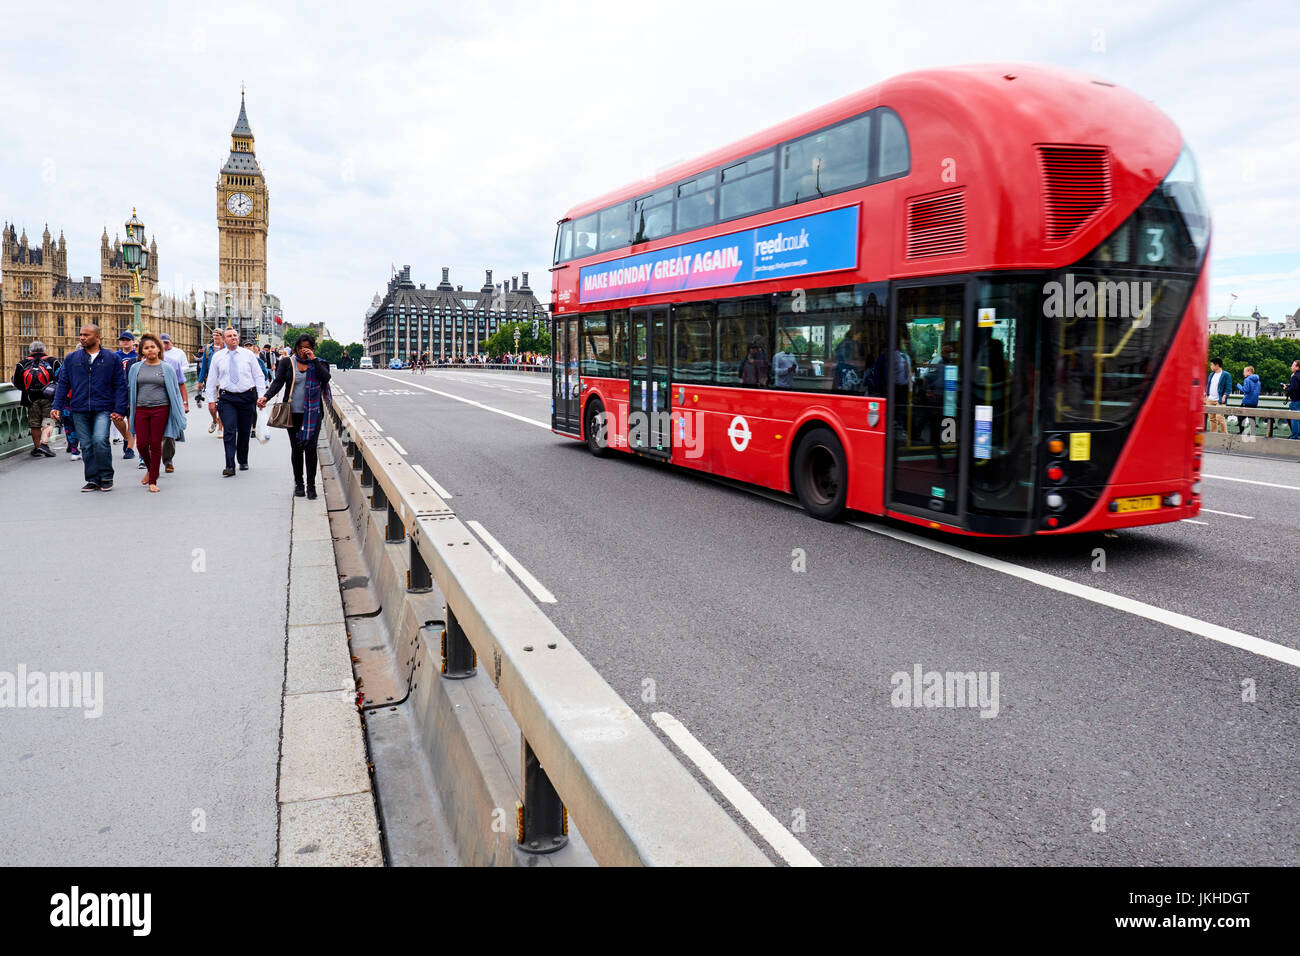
[118,331,135,342]
[159,333,172,342]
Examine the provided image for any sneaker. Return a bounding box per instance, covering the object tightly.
[306,486,317,500]
[99,481,113,491]
[30,448,42,457]
[222,467,235,477]
[164,464,174,473]
[70,452,81,461]
[123,448,135,460]
[39,444,56,458]
[138,459,146,469]
[81,482,99,492]
[208,422,217,434]
[238,463,248,471]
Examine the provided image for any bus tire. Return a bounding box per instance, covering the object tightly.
[585,399,609,457]
[793,426,848,521]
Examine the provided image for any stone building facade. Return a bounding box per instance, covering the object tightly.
[365,266,547,365]
[0,222,193,370]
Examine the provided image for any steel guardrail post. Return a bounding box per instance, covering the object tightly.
[385,502,405,543]
[361,459,373,487]
[371,479,386,510]
[407,538,433,592]
[440,608,476,679]
[352,442,363,469]
[517,739,568,854]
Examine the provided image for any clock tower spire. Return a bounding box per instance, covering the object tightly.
[217,89,269,318]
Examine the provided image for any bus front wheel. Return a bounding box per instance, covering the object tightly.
[793,427,847,521]
[585,399,609,457]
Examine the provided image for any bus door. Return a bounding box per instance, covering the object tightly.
[887,283,968,519]
[552,315,580,435]
[628,306,670,457]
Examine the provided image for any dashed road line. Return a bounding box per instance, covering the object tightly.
[386,437,408,456]
[412,464,452,499]
[354,403,365,416]
[651,711,821,868]
[465,520,556,604]
[1199,508,1254,519]
[369,418,384,432]
[1180,519,1209,525]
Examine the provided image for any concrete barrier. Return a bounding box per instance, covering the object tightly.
[325,393,769,866]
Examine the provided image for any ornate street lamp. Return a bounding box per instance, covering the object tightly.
[122,208,149,336]
[513,326,521,355]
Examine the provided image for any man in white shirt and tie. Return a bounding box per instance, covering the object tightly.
[204,327,266,476]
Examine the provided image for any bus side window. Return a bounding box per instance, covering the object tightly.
[554,221,574,263]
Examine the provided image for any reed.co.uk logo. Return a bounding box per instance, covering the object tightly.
[0,665,103,718]
[890,664,1000,718]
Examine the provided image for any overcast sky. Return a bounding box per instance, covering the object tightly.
[1,0,1296,344]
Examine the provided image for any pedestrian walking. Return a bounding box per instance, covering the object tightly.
[11,341,58,458]
[128,333,187,493]
[197,329,224,436]
[159,333,190,473]
[50,323,128,492]
[1236,365,1260,436]
[1286,359,1300,439]
[259,333,332,499]
[113,332,140,462]
[1206,357,1231,434]
[204,327,266,476]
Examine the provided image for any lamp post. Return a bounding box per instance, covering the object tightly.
[224,291,232,336]
[514,325,521,359]
[121,209,149,337]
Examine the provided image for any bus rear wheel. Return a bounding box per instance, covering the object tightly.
[585,399,609,457]
[793,426,847,521]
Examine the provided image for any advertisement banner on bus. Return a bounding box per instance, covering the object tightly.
[578,205,859,303]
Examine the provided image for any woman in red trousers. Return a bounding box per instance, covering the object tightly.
[127,333,188,492]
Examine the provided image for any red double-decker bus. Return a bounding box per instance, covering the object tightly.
[549,64,1210,536]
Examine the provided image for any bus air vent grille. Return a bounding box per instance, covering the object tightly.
[1037,145,1111,243]
[906,191,966,259]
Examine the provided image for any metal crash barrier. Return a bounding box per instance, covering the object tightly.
[325,393,769,866]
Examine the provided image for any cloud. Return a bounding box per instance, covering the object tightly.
[2,0,1297,344]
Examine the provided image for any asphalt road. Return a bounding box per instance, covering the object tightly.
[336,367,1299,866]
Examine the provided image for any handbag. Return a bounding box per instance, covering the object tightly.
[267,360,297,429]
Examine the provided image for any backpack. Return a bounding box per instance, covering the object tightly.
[21,358,52,394]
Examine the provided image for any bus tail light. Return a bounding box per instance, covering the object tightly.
[1192,481,1202,495]
[1162,493,1182,507]
[1045,492,1065,510]
[1047,465,1064,482]
[1193,433,1204,445]
[1048,437,1066,455]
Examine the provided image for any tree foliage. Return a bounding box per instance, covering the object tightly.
[485,320,552,360]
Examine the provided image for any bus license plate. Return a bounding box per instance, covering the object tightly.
[1115,495,1161,513]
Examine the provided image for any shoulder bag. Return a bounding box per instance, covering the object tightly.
[268,360,297,429]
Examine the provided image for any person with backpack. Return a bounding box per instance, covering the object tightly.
[11,341,58,458]
[1236,365,1261,436]
[1205,357,1231,434]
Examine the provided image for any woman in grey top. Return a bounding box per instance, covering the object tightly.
[260,333,332,499]
[127,333,188,492]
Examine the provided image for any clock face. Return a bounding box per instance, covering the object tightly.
[227,192,253,217]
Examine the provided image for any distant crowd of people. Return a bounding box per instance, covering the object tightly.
[12,324,332,496]
[1204,355,1300,438]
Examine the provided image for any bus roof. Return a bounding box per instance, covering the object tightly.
[558,63,1158,222]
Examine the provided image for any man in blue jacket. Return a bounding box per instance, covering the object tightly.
[1236,365,1260,436]
[50,323,129,491]
[1205,357,1232,434]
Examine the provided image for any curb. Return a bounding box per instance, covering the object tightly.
[276,487,383,866]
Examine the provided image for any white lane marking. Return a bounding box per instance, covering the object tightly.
[368,371,550,430]
[651,712,821,868]
[1200,508,1254,519]
[386,437,408,456]
[369,418,384,432]
[354,403,365,415]
[465,520,556,604]
[1202,473,1300,492]
[412,464,452,499]
[844,519,1300,669]
[707,477,1300,668]
[1180,519,1209,525]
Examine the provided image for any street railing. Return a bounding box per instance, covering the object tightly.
[1202,402,1300,439]
[325,391,768,866]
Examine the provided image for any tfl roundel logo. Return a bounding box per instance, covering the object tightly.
[727,416,752,451]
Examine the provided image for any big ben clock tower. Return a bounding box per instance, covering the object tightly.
[217,91,269,305]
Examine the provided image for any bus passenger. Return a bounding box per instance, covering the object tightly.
[739,340,770,386]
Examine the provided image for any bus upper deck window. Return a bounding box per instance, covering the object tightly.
[554,221,574,263]
[598,203,631,251]
[876,108,909,180]
[780,114,871,203]
[572,213,598,257]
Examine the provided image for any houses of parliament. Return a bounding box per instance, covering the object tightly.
[0,93,279,371]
